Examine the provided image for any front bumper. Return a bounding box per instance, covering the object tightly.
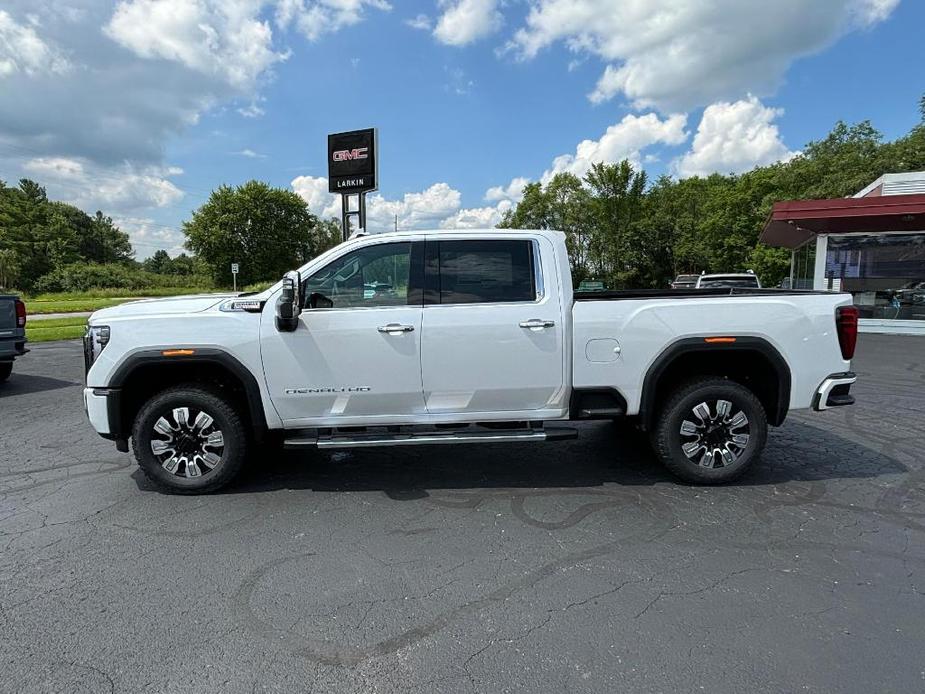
[812,371,857,411]
[84,387,112,435]
[83,387,127,450]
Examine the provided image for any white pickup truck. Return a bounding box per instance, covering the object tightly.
[83,229,859,494]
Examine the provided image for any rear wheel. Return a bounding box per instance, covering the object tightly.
[652,377,767,484]
[131,385,248,494]
[0,362,12,382]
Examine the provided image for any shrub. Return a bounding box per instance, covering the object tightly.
[241,281,276,293]
[34,263,212,293]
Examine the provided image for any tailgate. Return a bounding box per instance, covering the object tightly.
[0,298,15,332]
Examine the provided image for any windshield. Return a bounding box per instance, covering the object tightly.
[699,277,760,288]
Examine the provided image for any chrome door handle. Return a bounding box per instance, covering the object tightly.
[378,323,415,334]
[519,319,555,329]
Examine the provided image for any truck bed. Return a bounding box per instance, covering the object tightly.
[571,288,852,417]
[574,288,825,301]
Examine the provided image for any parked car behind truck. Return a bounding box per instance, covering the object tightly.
[0,295,27,382]
[82,229,859,494]
[695,271,761,289]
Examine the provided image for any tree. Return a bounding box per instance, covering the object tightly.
[90,211,133,263]
[0,249,20,289]
[0,180,135,290]
[143,250,172,274]
[183,180,338,286]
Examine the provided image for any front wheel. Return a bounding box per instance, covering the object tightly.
[651,377,768,484]
[131,385,248,494]
[0,362,11,382]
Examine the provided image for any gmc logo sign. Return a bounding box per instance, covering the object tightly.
[328,128,376,194]
[332,148,368,162]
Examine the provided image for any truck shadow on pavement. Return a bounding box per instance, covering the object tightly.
[155,419,908,498]
[0,374,80,398]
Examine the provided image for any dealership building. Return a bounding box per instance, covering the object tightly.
[761,171,925,335]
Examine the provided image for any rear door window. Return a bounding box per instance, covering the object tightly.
[436,240,536,304]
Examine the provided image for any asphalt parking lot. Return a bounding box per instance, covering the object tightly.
[0,335,923,693]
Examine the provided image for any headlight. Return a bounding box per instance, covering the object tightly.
[83,324,110,371]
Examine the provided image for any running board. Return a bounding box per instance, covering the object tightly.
[283,427,578,450]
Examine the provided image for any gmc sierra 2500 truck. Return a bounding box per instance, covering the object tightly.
[0,294,27,382]
[83,229,859,494]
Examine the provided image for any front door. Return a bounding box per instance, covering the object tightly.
[421,236,567,415]
[261,239,426,427]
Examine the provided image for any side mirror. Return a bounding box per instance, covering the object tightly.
[275,270,302,332]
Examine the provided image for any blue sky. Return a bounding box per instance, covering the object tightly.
[1,0,923,257]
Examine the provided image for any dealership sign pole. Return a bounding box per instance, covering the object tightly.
[328,128,378,241]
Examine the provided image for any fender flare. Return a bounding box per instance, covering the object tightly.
[638,336,791,429]
[105,347,268,438]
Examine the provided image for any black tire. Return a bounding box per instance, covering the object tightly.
[131,384,248,494]
[0,362,11,382]
[651,377,768,484]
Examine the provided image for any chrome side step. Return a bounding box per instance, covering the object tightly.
[283,427,578,450]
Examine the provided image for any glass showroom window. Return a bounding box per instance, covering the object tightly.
[792,241,816,290]
[825,233,925,320]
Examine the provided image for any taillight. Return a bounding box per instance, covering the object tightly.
[835,305,858,361]
[14,299,26,328]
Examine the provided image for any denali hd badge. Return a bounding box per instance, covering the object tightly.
[285,386,372,395]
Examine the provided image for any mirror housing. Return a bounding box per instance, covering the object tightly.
[275,270,302,332]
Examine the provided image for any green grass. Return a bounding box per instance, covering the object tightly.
[26,316,87,342]
[26,286,214,301]
[22,287,226,315]
[26,298,130,314]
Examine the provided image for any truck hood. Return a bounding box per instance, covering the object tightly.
[89,294,234,322]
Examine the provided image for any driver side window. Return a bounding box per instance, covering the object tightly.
[303,242,411,309]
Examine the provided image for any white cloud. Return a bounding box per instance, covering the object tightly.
[291,175,341,219]
[0,0,387,239]
[405,13,432,30]
[237,97,266,118]
[852,0,900,23]
[485,176,528,203]
[20,156,83,178]
[234,148,266,158]
[445,65,475,95]
[440,199,511,229]
[0,9,70,77]
[541,112,687,183]
[508,0,900,111]
[115,216,186,259]
[673,96,799,178]
[367,183,462,230]
[23,156,184,211]
[275,0,391,41]
[105,0,287,91]
[291,176,507,231]
[434,0,502,46]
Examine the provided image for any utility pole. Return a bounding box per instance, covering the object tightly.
[394,214,398,232]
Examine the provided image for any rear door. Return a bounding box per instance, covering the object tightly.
[420,236,566,415]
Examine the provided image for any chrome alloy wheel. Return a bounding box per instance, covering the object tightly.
[150,407,225,478]
[679,399,750,469]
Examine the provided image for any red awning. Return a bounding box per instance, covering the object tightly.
[760,193,925,249]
